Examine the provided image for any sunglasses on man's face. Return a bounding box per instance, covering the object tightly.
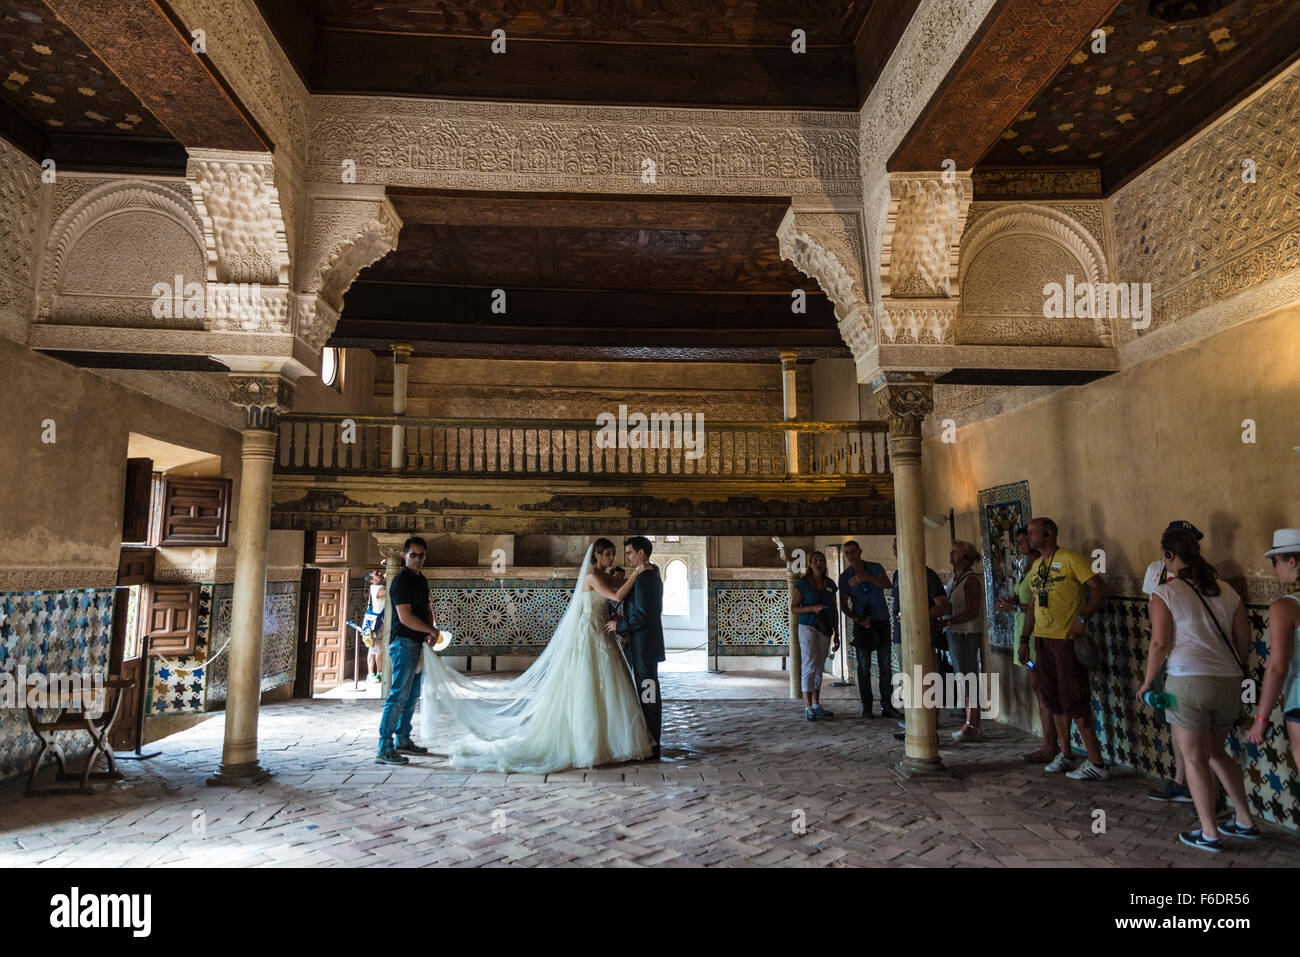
[408,551,426,559]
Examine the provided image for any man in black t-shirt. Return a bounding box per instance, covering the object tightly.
[376,536,442,765]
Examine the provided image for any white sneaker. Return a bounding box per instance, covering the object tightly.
[1044,753,1075,773]
[1065,760,1109,781]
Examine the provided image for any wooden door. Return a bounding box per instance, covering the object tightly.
[293,568,320,699]
[312,569,348,689]
[110,549,153,751]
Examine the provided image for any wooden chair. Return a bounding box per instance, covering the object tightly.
[24,676,136,797]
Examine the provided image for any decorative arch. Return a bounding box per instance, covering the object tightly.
[957,204,1112,347]
[38,180,205,323]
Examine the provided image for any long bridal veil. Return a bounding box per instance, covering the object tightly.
[418,543,599,759]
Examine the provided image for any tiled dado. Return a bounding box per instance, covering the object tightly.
[0,588,114,781]
[204,581,301,707]
[1081,595,1299,834]
[708,579,790,657]
[429,577,576,657]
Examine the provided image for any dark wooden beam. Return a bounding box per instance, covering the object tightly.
[37,351,229,371]
[44,0,270,151]
[308,29,859,111]
[330,340,852,363]
[340,283,836,335]
[934,368,1112,386]
[889,0,1120,171]
[387,189,792,231]
[852,0,924,107]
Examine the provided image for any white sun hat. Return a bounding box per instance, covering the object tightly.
[1264,529,1300,558]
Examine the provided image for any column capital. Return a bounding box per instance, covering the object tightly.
[877,371,934,462]
[228,372,294,431]
[778,348,800,367]
[372,532,415,562]
[390,343,414,363]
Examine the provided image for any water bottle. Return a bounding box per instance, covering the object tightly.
[1143,689,1175,709]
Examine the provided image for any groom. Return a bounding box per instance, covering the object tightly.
[607,535,665,758]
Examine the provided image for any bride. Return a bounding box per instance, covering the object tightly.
[418,539,657,773]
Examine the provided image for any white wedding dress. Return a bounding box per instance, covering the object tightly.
[418,545,656,773]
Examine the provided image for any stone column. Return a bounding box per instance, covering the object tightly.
[390,343,413,470]
[208,373,293,786]
[779,349,799,474]
[879,372,946,779]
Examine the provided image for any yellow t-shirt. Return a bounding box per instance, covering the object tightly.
[1027,547,1094,639]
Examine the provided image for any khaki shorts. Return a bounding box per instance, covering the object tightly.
[1166,674,1242,732]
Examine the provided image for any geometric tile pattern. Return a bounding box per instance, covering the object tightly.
[0,588,114,781]
[204,581,301,707]
[428,577,576,657]
[708,580,789,656]
[1083,596,1298,835]
[145,584,212,717]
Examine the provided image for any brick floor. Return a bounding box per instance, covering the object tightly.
[1,669,1297,867]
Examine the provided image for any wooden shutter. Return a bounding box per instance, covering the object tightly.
[122,458,153,543]
[117,548,154,586]
[306,530,348,564]
[159,476,232,546]
[141,583,200,657]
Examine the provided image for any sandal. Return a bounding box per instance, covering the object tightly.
[950,723,981,741]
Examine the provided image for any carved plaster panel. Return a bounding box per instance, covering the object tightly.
[308,96,862,200]
[187,150,291,285]
[880,173,972,300]
[956,204,1112,348]
[0,136,40,340]
[37,179,205,327]
[0,568,118,590]
[299,188,402,308]
[1111,60,1300,343]
[776,207,873,376]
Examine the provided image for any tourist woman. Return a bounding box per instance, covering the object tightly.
[792,551,840,721]
[1246,529,1300,771]
[995,529,1053,759]
[942,540,984,741]
[1137,527,1259,852]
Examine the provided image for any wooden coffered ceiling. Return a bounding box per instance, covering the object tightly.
[255,0,922,110]
[332,190,847,361]
[889,0,1300,197]
[0,0,268,172]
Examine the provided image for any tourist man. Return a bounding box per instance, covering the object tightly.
[1020,517,1110,780]
[840,540,900,718]
[376,536,442,766]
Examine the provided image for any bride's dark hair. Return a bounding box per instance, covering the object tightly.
[593,538,616,554]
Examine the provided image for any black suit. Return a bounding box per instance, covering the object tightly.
[617,565,665,749]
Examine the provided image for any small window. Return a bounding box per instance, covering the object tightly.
[321,347,340,389]
[663,559,689,617]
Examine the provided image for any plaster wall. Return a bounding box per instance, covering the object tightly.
[921,303,1300,732]
[0,338,242,579]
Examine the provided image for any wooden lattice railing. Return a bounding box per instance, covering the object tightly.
[276,415,890,479]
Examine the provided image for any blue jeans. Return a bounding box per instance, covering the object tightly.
[377,637,423,754]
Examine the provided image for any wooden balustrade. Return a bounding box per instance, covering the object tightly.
[276,415,889,479]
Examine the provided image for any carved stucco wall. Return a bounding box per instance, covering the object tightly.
[166,0,310,287]
[1111,58,1300,366]
[308,96,862,202]
[38,178,206,328]
[956,202,1111,347]
[858,0,999,309]
[0,135,41,342]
